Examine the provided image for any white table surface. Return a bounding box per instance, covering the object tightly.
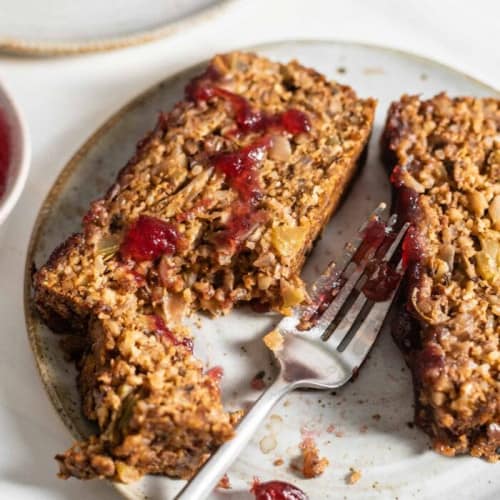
[0,1,498,499]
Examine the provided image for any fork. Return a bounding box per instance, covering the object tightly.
[176,203,409,500]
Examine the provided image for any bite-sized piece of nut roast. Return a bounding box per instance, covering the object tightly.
[382,93,499,462]
[33,51,376,482]
[57,301,237,482]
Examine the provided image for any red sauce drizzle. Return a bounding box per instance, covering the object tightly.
[390,166,421,224]
[251,479,308,500]
[401,225,423,269]
[211,136,271,248]
[389,165,404,188]
[212,136,271,204]
[362,261,402,301]
[391,165,425,298]
[219,202,268,249]
[206,366,224,382]
[353,218,387,264]
[184,65,222,101]
[120,215,180,262]
[353,217,404,302]
[391,308,420,353]
[186,73,310,136]
[401,225,424,304]
[151,315,193,351]
[0,108,11,199]
[210,84,311,135]
[185,67,311,247]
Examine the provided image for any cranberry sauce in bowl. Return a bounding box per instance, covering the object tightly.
[0,81,30,227]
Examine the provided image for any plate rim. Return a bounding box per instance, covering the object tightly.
[0,0,234,56]
[23,39,500,499]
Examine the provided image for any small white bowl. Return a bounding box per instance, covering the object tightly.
[0,80,30,228]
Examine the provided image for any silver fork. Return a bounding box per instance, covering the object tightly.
[176,204,409,500]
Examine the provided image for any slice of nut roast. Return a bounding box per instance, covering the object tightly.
[382,93,499,462]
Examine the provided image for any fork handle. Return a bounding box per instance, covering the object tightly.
[175,375,292,500]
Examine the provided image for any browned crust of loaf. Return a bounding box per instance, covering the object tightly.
[291,138,370,275]
[382,93,499,462]
[33,233,89,334]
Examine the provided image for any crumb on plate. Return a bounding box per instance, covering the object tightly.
[263,329,284,352]
[298,437,329,478]
[346,468,362,485]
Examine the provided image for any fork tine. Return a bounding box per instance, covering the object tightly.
[306,203,387,304]
[341,256,405,367]
[298,204,388,331]
[323,287,368,346]
[315,264,367,337]
[322,222,409,347]
[315,211,406,338]
[300,204,388,330]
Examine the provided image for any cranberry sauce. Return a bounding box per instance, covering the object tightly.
[211,137,272,247]
[184,65,222,101]
[252,480,308,500]
[120,215,180,262]
[150,315,193,351]
[151,315,177,344]
[212,136,271,204]
[401,225,423,270]
[218,202,267,250]
[390,165,426,296]
[362,261,402,302]
[186,67,310,136]
[390,166,421,225]
[352,217,405,302]
[185,67,311,248]
[206,366,224,383]
[0,108,10,199]
[193,86,310,136]
[354,218,388,264]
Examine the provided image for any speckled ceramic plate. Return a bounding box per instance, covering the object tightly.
[0,0,232,56]
[25,41,499,500]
